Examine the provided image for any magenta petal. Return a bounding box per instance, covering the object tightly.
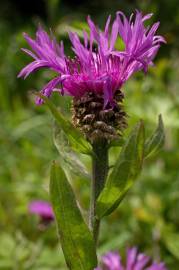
[21,48,38,60]
[18,11,165,106]
[98,248,167,270]
[87,15,99,42]
[126,247,138,270]
[133,253,150,270]
[104,15,111,38]
[147,262,168,270]
[29,200,54,220]
[23,33,45,59]
[18,60,48,78]
[109,17,119,51]
[35,76,63,104]
[101,252,123,270]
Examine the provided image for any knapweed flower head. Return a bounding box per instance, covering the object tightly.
[29,200,54,221]
[95,248,167,270]
[19,11,165,142]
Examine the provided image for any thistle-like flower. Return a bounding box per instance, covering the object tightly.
[29,200,54,228]
[18,11,165,142]
[95,248,167,270]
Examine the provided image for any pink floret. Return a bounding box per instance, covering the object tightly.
[29,200,54,220]
[18,11,165,107]
[95,248,168,270]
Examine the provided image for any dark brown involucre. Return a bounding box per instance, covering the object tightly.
[72,91,127,143]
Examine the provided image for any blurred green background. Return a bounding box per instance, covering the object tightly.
[0,0,179,269]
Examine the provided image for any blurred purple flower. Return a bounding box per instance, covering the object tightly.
[18,10,165,107]
[95,248,167,270]
[29,200,54,221]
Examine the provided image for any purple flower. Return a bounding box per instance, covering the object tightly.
[18,11,165,107]
[29,200,54,221]
[95,248,167,270]
[95,252,124,270]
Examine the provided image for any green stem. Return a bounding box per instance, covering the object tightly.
[89,139,109,245]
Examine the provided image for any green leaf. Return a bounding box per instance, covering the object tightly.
[53,122,90,181]
[96,121,145,218]
[144,114,165,158]
[50,162,97,270]
[108,137,125,148]
[163,230,179,259]
[35,92,92,155]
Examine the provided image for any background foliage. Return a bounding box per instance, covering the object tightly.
[0,0,179,269]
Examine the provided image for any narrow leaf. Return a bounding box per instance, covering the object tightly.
[144,114,165,158]
[96,121,145,218]
[35,92,92,155]
[163,230,179,259]
[50,162,97,270]
[53,122,90,180]
[108,137,125,148]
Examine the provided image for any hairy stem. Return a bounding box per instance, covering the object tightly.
[89,139,109,245]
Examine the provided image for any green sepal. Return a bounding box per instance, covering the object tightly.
[50,162,97,270]
[96,121,145,218]
[144,114,165,159]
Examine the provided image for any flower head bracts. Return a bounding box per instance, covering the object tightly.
[95,248,168,270]
[18,11,165,107]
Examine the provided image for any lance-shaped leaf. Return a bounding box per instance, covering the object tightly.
[108,137,125,148]
[35,92,92,155]
[96,121,145,218]
[53,122,90,181]
[144,114,165,158]
[162,229,179,260]
[50,162,97,270]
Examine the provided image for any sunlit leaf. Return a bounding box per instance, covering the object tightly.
[35,92,92,155]
[50,162,97,270]
[96,121,145,218]
[144,114,165,158]
[163,229,179,259]
[53,122,90,180]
